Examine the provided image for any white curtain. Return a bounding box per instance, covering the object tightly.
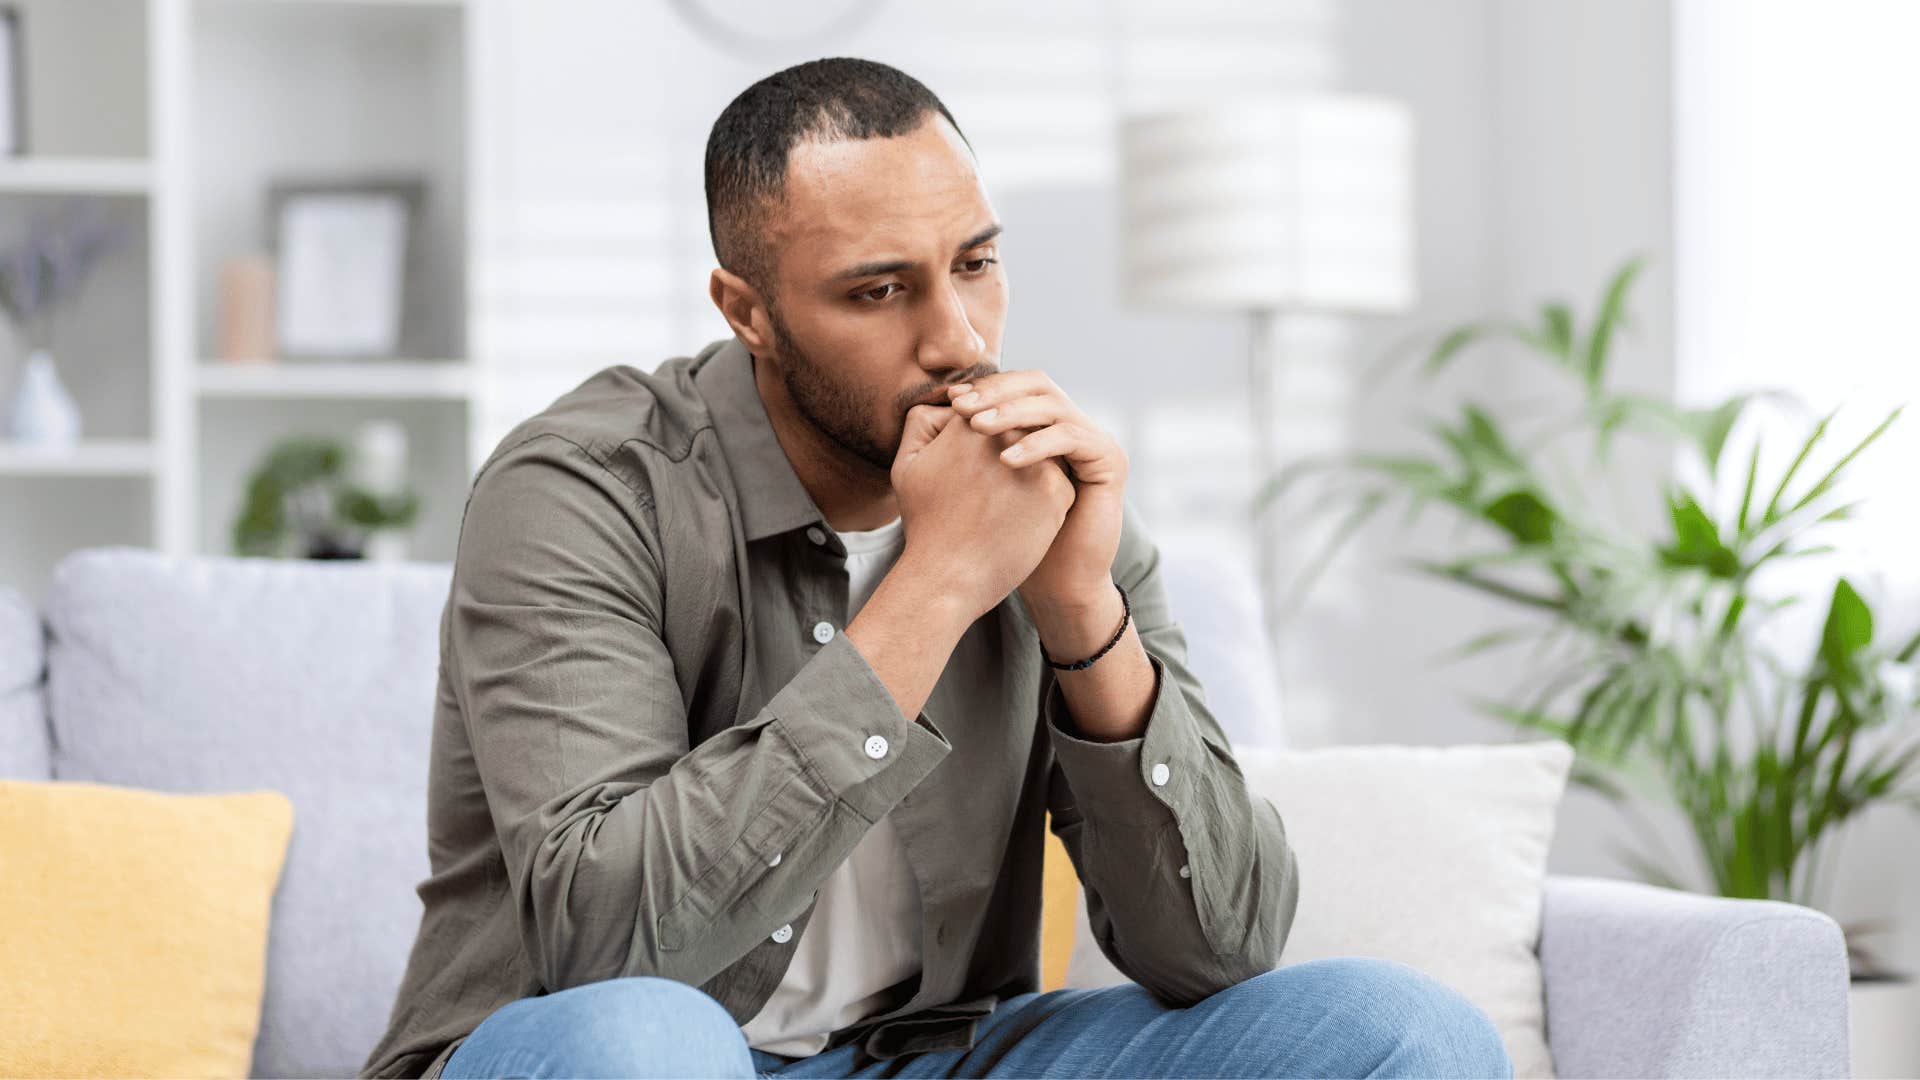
[1674,0,1920,602]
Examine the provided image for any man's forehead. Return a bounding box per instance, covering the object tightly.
[775,120,992,260]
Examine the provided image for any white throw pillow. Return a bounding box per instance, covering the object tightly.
[1064,740,1572,1079]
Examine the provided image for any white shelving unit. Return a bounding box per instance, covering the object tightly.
[195,359,472,400]
[0,0,482,602]
[0,157,154,194]
[0,440,158,477]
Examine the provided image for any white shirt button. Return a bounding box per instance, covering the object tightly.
[771,923,793,944]
[1178,863,1191,879]
[806,526,827,546]
[1150,762,1171,786]
[812,620,835,644]
[767,851,782,867]
[864,734,890,759]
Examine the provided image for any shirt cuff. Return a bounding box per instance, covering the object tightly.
[766,631,952,823]
[1044,649,1208,828]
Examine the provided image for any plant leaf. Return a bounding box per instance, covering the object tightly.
[1582,255,1646,394]
[1660,488,1739,578]
[1819,578,1874,683]
[1761,408,1835,525]
[1783,406,1903,521]
[1422,322,1515,375]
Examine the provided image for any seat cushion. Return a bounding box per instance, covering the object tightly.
[0,779,293,1078]
[1064,739,1573,1079]
[0,585,49,780]
[44,547,451,1078]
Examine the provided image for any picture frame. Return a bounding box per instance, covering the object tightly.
[0,4,26,156]
[267,177,425,359]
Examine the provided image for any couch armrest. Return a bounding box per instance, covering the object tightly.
[1538,874,1851,1078]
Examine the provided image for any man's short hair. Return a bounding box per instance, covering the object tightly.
[704,57,971,302]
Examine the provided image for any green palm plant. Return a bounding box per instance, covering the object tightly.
[1260,255,1920,976]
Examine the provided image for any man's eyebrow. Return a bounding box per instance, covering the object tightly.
[831,224,1005,281]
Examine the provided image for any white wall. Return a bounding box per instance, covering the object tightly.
[1340,0,1681,886]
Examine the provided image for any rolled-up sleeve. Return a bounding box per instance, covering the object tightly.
[450,433,949,994]
[1042,500,1300,1006]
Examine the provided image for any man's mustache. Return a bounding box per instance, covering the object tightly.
[901,367,998,412]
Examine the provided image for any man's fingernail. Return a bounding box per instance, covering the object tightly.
[975,408,998,423]
[949,383,971,395]
[1003,444,1024,459]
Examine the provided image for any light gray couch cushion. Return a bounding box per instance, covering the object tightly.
[44,547,451,1079]
[0,584,50,779]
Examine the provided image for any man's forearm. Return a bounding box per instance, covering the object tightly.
[1027,580,1155,742]
[843,554,977,724]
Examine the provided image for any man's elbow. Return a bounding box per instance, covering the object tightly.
[1182,842,1302,1002]
[1131,944,1275,1008]
[511,832,659,992]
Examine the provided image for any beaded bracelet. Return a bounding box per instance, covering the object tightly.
[1041,582,1130,671]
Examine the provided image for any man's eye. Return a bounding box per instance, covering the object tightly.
[857,258,995,303]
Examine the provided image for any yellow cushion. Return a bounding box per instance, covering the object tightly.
[0,779,295,1079]
[1040,811,1077,991]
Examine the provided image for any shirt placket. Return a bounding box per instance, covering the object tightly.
[727,524,860,1021]
[773,522,853,947]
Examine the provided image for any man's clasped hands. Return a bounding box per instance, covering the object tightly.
[888,370,1131,625]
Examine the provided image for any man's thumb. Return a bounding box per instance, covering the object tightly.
[897,403,957,463]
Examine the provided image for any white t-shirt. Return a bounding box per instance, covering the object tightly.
[740,514,923,1057]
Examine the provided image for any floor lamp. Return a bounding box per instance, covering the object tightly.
[1119,96,1416,675]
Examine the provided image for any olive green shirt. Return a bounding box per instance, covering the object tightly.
[358,337,1301,1079]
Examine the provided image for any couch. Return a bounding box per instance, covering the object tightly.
[0,546,1852,1078]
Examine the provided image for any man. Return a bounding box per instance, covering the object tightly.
[360,57,1513,1079]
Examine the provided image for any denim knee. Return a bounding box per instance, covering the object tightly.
[1237,958,1514,1079]
[448,975,753,1079]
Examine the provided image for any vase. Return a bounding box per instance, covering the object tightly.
[365,529,411,563]
[3,348,84,446]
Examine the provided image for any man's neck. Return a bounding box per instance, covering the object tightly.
[751,351,901,533]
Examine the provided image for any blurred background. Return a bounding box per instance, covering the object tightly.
[1,0,1915,1059]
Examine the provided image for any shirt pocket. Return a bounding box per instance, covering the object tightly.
[656,770,831,951]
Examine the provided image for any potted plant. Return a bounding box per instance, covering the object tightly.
[232,430,422,560]
[1260,256,1920,1056]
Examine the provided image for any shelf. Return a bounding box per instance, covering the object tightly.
[0,157,154,195]
[196,359,473,400]
[0,438,157,476]
[199,0,466,8]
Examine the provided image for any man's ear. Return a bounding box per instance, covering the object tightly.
[709,267,774,353]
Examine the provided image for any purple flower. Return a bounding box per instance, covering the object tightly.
[0,197,134,332]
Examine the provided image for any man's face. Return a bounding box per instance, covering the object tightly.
[759,114,1007,472]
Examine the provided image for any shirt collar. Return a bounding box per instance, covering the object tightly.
[694,336,831,543]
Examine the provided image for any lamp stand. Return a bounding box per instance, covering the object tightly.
[1248,307,1282,647]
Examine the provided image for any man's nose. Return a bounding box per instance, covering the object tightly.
[917,276,988,375]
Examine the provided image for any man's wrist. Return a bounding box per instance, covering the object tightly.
[1027,578,1124,662]
[883,549,982,635]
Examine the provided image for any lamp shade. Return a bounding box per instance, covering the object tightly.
[1120,96,1415,313]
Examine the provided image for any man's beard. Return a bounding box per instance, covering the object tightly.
[767,305,900,473]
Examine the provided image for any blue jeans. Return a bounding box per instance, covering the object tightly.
[442,957,1515,1078]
